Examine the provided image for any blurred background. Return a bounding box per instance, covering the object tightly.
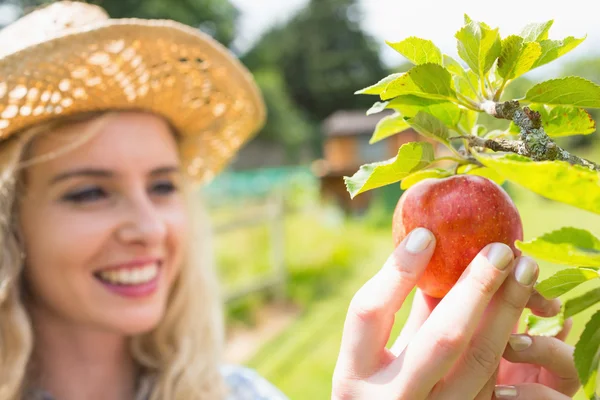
[2,0,600,398]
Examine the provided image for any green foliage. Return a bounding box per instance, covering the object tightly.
[400,168,451,189]
[534,268,599,299]
[252,68,314,157]
[524,77,600,108]
[575,310,600,399]
[526,313,565,336]
[510,105,596,137]
[455,17,501,77]
[18,0,238,46]
[497,35,541,80]
[380,64,456,101]
[243,0,388,121]
[344,142,434,198]
[516,227,600,267]
[369,112,410,144]
[386,37,442,65]
[565,288,600,319]
[405,111,450,145]
[474,154,600,215]
[348,16,600,397]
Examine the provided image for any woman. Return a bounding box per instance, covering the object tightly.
[0,1,580,400]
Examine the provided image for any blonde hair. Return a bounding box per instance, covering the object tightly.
[0,112,228,400]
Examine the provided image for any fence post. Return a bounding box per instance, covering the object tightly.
[269,189,287,302]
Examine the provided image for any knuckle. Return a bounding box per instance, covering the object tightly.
[502,286,529,316]
[471,271,499,297]
[464,337,501,374]
[431,331,464,358]
[385,252,420,284]
[348,287,384,324]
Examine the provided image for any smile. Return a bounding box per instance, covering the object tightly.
[96,263,159,286]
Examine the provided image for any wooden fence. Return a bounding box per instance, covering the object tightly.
[212,190,288,303]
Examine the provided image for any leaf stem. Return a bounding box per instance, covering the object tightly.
[494,78,508,101]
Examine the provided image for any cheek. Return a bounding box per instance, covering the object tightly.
[165,205,190,279]
[21,206,114,301]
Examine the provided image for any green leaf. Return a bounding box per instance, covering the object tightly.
[460,109,479,133]
[526,312,565,336]
[497,35,542,80]
[381,63,456,101]
[355,73,403,95]
[565,287,600,319]
[531,36,585,69]
[516,227,600,268]
[366,101,390,116]
[455,20,502,76]
[457,165,506,185]
[443,54,465,76]
[405,111,449,145]
[344,142,434,198]
[511,105,597,137]
[474,153,600,215]
[520,20,554,42]
[525,76,600,108]
[400,168,452,189]
[454,69,480,100]
[535,268,599,299]
[387,95,461,127]
[386,37,442,65]
[574,309,600,398]
[543,106,596,136]
[369,112,411,144]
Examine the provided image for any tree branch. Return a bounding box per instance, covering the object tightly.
[465,100,600,171]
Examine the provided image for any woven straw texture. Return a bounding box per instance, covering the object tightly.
[0,2,266,183]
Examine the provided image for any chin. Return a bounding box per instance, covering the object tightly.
[105,303,167,335]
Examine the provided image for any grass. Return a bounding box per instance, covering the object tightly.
[238,183,600,400]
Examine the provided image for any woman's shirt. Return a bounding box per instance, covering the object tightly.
[28,365,289,400]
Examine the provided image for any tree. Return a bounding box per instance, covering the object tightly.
[8,0,238,46]
[344,16,600,399]
[243,0,387,121]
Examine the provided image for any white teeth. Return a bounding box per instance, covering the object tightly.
[98,263,159,285]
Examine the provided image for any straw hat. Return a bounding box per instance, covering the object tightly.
[0,1,266,183]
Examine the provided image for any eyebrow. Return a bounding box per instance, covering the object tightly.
[50,165,181,184]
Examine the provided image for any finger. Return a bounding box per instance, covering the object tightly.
[442,257,538,398]
[504,334,579,395]
[494,383,571,399]
[555,318,572,342]
[335,227,435,378]
[473,366,499,400]
[389,242,515,399]
[526,290,561,317]
[389,290,440,356]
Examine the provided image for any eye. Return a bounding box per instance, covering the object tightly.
[150,180,178,195]
[62,187,107,203]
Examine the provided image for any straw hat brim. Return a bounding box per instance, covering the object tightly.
[0,18,266,183]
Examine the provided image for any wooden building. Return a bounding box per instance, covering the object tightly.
[314,109,441,213]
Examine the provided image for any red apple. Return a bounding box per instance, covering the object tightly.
[392,175,523,298]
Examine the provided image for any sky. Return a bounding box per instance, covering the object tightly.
[231,0,600,78]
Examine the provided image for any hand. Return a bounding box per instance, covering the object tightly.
[332,227,564,399]
[494,314,580,399]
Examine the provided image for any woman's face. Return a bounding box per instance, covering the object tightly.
[19,112,189,335]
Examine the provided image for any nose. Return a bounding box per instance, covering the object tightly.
[116,193,167,247]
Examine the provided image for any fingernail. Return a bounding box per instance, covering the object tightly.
[508,334,532,351]
[514,257,538,286]
[494,385,518,398]
[405,228,434,254]
[486,243,513,270]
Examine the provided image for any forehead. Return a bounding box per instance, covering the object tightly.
[28,112,180,173]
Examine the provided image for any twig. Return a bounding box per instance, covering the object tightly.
[465,100,600,171]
